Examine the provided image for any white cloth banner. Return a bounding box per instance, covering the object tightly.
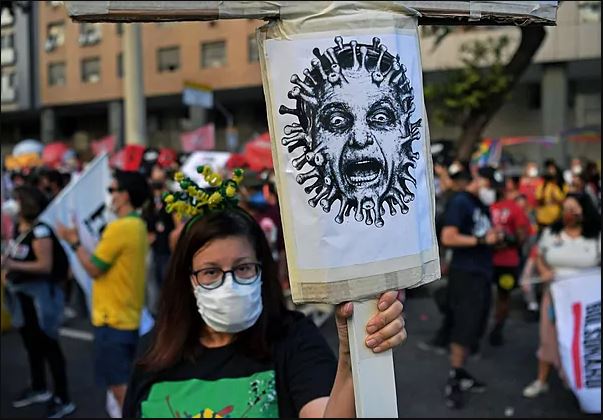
[181,151,231,187]
[551,269,601,414]
[39,153,154,335]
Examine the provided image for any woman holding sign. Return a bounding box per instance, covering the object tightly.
[523,193,601,398]
[123,168,406,418]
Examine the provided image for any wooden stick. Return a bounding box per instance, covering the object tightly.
[347,299,398,418]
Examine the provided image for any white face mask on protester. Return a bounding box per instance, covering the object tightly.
[193,272,263,333]
[527,167,538,178]
[478,187,496,206]
[1,199,20,218]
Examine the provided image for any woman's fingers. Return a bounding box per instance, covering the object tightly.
[370,325,407,353]
[366,298,403,334]
[365,315,405,350]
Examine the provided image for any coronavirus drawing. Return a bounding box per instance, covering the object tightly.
[279,36,422,228]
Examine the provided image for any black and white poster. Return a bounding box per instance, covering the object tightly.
[264,30,435,270]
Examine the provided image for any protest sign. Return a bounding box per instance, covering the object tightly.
[258,10,440,305]
[181,150,231,187]
[551,269,601,414]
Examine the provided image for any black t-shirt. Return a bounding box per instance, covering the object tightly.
[6,222,53,283]
[123,311,337,418]
[145,197,175,256]
[443,191,493,276]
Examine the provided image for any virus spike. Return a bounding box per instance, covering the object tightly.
[308,184,331,207]
[284,123,302,135]
[372,37,381,50]
[290,74,314,95]
[320,188,338,212]
[303,68,317,85]
[304,178,321,194]
[372,44,388,83]
[288,86,318,106]
[296,168,320,185]
[359,46,368,70]
[313,152,326,166]
[312,47,322,60]
[391,188,410,213]
[354,201,364,222]
[327,72,340,85]
[334,36,344,50]
[383,61,401,85]
[281,131,305,145]
[311,58,328,81]
[334,199,349,224]
[292,153,309,170]
[278,105,299,116]
[385,197,397,216]
[325,48,337,64]
[375,199,385,228]
[350,40,359,69]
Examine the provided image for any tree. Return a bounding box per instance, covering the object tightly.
[424,25,546,160]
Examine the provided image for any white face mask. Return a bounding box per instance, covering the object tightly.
[527,167,538,178]
[193,273,263,333]
[1,199,20,218]
[104,193,116,215]
[478,187,496,206]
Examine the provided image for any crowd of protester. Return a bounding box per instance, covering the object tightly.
[0,149,600,416]
[426,155,601,409]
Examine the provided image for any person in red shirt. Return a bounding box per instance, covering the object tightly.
[519,161,543,212]
[489,174,532,346]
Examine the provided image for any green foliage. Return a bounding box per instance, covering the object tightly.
[423,29,512,127]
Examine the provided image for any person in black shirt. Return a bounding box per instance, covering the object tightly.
[124,200,406,418]
[1,185,75,418]
[439,166,502,409]
[144,166,176,291]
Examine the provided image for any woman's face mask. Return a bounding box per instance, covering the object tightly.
[190,236,263,333]
[193,273,263,333]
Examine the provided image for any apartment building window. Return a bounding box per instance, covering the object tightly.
[578,1,601,23]
[79,22,101,46]
[48,62,66,86]
[1,32,15,65]
[1,8,14,27]
[81,57,100,83]
[157,46,180,73]
[248,34,259,63]
[45,21,65,52]
[201,41,226,68]
[117,53,123,78]
[1,70,16,102]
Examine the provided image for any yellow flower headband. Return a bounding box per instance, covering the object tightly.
[163,166,244,222]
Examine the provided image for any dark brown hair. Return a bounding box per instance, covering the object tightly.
[139,208,287,371]
[14,185,48,223]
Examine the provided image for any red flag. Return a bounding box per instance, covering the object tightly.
[110,145,145,171]
[180,124,215,152]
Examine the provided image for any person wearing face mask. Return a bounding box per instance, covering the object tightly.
[122,169,407,418]
[55,170,150,415]
[439,165,502,409]
[522,193,601,399]
[1,185,75,417]
[519,162,543,212]
[143,166,176,292]
[535,160,566,233]
[487,173,532,346]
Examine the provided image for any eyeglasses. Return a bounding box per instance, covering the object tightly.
[191,262,262,290]
[107,187,123,194]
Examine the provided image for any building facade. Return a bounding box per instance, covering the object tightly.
[1,1,601,162]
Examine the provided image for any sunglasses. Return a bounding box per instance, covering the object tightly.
[107,187,124,194]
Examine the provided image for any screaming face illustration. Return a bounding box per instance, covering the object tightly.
[279,36,422,227]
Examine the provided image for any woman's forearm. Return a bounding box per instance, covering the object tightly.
[323,352,356,418]
[8,260,51,275]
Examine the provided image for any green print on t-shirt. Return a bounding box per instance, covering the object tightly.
[141,370,278,418]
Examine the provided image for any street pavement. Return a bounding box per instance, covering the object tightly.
[1,284,592,418]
